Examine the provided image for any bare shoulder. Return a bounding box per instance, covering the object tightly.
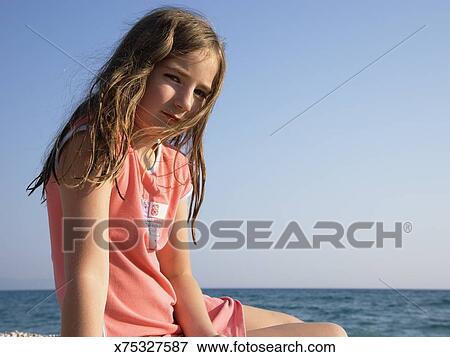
[57,129,112,194]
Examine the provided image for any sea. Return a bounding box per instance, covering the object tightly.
[0,288,449,336]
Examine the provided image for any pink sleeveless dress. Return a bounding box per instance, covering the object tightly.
[45,120,246,337]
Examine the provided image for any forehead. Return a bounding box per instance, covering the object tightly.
[161,50,218,89]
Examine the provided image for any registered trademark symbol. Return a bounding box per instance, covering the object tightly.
[403,222,413,233]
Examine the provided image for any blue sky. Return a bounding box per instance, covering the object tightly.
[1,0,449,290]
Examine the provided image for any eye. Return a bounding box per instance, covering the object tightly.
[165,73,208,99]
[194,89,208,99]
[165,74,180,83]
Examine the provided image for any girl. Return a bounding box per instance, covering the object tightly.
[27,6,347,337]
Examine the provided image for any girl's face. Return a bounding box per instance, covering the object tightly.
[135,49,218,130]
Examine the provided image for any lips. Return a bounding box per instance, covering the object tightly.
[162,111,180,121]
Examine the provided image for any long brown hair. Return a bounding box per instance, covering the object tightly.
[26,6,227,244]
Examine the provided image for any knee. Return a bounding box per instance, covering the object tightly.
[324,322,348,337]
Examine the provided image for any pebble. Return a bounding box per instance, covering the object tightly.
[0,331,58,337]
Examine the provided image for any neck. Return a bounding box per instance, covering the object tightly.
[130,119,162,169]
[133,138,160,170]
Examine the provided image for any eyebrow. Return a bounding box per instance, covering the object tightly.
[163,65,212,94]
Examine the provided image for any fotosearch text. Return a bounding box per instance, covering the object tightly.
[62,218,412,252]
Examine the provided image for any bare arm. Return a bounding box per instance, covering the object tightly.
[57,132,112,336]
[157,198,217,337]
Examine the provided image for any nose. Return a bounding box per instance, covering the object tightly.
[174,88,194,113]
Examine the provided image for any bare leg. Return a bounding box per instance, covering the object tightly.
[242,304,303,331]
[247,322,348,337]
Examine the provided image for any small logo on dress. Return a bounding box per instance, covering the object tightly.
[150,203,159,217]
[141,199,169,251]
